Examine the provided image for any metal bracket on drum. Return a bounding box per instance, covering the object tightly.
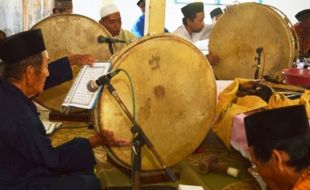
[101,76,177,190]
[254,47,263,79]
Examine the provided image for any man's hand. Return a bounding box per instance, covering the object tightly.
[224,4,236,13]
[99,129,131,147]
[68,54,96,66]
[89,129,131,148]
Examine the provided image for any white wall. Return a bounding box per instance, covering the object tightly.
[73,0,310,32]
[0,0,53,36]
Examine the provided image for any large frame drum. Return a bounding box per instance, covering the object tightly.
[95,34,217,170]
[209,2,299,80]
[32,14,114,111]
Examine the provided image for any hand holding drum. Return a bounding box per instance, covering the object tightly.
[89,129,131,148]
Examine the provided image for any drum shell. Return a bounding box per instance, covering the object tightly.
[31,14,114,111]
[95,34,217,170]
[209,2,299,80]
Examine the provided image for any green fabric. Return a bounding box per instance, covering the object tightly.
[114,29,137,52]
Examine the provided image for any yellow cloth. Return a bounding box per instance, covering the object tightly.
[212,78,268,148]
[268,93,299,108]
[293,166,310,190]
[212,78,310,148]
[268,90,310,117]
[299,90,310,118]
[114,29,137,52]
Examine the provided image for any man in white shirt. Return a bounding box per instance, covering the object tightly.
[173,2,214,43]
[174,2,220,65]
[99,3,137,53]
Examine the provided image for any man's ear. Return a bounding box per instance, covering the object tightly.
[271,150,288,172]
[25,65,36,81]
[186,18,192,24]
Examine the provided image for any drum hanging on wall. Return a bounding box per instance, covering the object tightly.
[95,34,217,170]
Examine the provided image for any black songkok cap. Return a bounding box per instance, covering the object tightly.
[55,0,73,9]
[181,2,204,18]
[244,105,309,147]
[0,29,46,64]
[137,0,144,7]
[295,9,310,21]
[210,7,223,19]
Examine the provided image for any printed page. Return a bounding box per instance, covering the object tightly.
[62,62,111,109]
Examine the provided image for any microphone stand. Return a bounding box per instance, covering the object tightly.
[97,35,127,55]
[108,42,114,55]
[101,76,177,190]
[254,47,263,79]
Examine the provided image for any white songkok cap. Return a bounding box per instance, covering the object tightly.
[100,3,119,18]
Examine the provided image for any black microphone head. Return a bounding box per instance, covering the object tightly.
[97,35,109,43]
[97,35,126,43]
[87,80,99,92]
[110,69,121,78]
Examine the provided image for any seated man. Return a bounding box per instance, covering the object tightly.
[293,9,310,60]
[99,3,136,52]
[131,0,169,38]
[173,2,213,43]
[244,105,310,190]
[173,2,219,65]
[0,29,129,190]
[52,0,73,14]
[210,7,223,24]
[0,29,93,89]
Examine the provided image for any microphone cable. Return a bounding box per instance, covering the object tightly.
[107,68,136,119]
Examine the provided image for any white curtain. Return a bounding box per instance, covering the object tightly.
[0,0,53,36]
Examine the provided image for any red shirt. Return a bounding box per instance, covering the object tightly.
[294,22,310,57]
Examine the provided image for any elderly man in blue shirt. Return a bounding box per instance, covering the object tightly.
[0,29,129,190]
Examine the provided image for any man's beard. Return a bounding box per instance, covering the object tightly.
[192,28,203,33]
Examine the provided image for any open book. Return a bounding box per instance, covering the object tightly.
[61,62,111,110]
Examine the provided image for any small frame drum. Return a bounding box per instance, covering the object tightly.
[209,2,299,80]
[32,14,114,111]
[95,34,217,170]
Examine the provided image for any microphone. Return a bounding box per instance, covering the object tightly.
[97,35,126,43]
[87,69,120,92]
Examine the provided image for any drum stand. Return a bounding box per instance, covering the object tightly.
[108,42,114,55]
[101,76,177,190]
